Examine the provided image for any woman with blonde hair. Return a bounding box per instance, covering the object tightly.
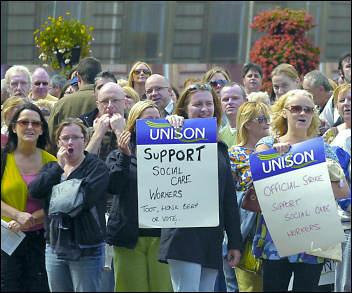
[158,82,243,292]
[271,63,300,101]
[33,99,54,122]
[106,100,173,292]
[202,66,231,97]
[122,86,140,115]
[228,102,270,292]
[253,89,349,291]
[127,61,152,100]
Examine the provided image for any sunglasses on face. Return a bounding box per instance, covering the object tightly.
[209,80,228,88]
[16,120,42,128]
[34,81,49,86]
[285,105,314,114]
[134,69,151,75]
[254,116,269,124]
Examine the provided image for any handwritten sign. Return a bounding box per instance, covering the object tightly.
[249,137,345,257]
[136,118,219,228]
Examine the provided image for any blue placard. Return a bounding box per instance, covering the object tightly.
[136,117,218,145]
[249,137,326,181]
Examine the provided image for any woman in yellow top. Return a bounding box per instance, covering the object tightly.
[1,102,56,292]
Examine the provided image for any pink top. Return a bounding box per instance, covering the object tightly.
[21,173,44,231]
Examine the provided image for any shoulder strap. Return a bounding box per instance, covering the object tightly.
[1,151,7,179]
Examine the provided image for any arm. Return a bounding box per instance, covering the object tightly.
[105,130,132,195]
[79,157,110,209]
[28,161,63,200]
[1,200,35,228]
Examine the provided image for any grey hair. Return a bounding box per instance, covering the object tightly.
[304,70,331,92]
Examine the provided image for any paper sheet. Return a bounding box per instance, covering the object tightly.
[1,219,26,255]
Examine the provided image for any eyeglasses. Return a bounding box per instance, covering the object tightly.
[209,80,228,88]
[34,81,49,86]
[59,135,84,143]
[98,98,125,106]
[186,83,212,93]
[134,69,151,75]
[285,105,314,114]
[39,108,51,116]
[145,86,168,95]
[16,120,42,128]
[253,116,269,124]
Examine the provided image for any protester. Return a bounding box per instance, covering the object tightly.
[1,103,55,291]
[145,74,175,118]
[323,84,351,144]
[228,101,271,291]
[246,91,271,105]
[253,89,349,291]
[122,85,140,115]
[4,65,31,98]
[202,66,231,97]
[29,67,58,102]
[241,62,264,94]
[106,100,173,292]
[218,82,247,148]
[271,63,300,101]
[127,61,152,100]
[48,57,102,154]
[28,118,109,292]
[33,99,54,122]
[1,79,10,104]
[320,53,350,128]
[49,74,67,99]
[321,83,351,292]
[158,82,243,292]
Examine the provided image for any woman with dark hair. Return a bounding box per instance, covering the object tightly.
[28,117,109,292]
[127,61,152,100]
[1,102,56,292]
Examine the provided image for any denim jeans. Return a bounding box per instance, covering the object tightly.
[1,229,49,292]
[168,259,218,292]
[45,244,104,292]
[335,229,351,292]
[262,258,324,292]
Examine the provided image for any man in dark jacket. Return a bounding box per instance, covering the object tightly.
[48,57,102,154]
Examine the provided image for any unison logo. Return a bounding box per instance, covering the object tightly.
[146,121,207,143]
[258,150,317,173]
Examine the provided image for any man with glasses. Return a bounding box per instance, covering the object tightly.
[29,67,58,103]
[4,65,32,98]
[145,74,175,118]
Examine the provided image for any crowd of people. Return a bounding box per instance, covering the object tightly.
[1,52,351,292]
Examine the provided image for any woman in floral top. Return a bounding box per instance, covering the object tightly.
[228,101,270,292]
[254,89,348,291]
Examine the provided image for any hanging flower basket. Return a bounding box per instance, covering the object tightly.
[33,11,94,76]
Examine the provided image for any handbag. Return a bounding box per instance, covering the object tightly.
[49,178,84,218]
[237,236,262,274]
[241,183,261,213]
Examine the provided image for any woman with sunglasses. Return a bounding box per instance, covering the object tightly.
[27,117,109,292]
[158,82,243,292]
[228,102,270,292]
[202,66,231,97]
[253,89,349,291]
[127,61,152,100]
[1,102,56,291]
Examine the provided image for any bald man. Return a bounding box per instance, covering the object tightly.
[29,67,58,102]
[145,74,175,117]
[85,82,126,159]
